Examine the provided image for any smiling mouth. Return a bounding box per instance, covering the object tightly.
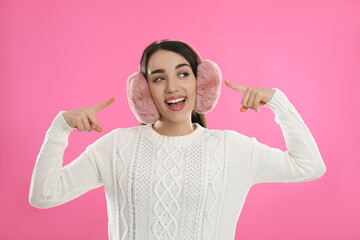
[165,98,187,111]
[165,98,186,106]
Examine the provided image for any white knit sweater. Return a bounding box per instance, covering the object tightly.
[29,88,326,240]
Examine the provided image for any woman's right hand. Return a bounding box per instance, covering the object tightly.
[61,97,115,133]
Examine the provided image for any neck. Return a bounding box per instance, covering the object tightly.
[152,117,196,136]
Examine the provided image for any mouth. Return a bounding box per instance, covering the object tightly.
[164,97,186,111]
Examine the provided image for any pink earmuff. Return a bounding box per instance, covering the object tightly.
[126,39,222,124]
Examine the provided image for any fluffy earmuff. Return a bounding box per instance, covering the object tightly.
[195,59,222,114]
[126,72,160,125]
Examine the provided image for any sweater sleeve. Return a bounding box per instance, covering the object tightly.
[29,111,115,209]
[249,88,326,185]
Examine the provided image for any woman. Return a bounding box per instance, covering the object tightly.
[29,39,326,239]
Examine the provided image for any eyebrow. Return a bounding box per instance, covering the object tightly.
[149,63,190,75]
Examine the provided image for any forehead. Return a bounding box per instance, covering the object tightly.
[147,50,188,71]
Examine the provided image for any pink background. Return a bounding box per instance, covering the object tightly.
[1,0,359,239]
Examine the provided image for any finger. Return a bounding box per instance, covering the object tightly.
[253,94,262,112]
[91,96,115,113]
[76,119,85,132]
[87,112,99,130]
[247,90,256,110]
[241,87,251,108]
[225,80,247,94]
[82,116,91,132]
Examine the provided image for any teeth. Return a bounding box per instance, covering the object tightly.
[166,97,185,103]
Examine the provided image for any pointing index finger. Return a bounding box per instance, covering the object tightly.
[91,96,115,113]
[225,80,247,94]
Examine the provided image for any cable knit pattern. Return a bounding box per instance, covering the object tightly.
[29,88,326,239]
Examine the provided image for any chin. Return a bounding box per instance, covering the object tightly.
[161,111,193,123]
[157,100,195,123]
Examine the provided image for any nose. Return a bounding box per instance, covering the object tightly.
[165,76,179,93]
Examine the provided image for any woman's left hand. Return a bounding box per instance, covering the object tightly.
[225,80,275,112]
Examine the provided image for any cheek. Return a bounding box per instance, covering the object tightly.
[191,81,197,97]
[188,83,197,105]
[148,85,160,101]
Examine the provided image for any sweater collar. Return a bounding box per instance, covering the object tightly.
[142,122,205,147]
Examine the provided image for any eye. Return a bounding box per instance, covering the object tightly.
[180,72,189,78]
[153,77,164,82]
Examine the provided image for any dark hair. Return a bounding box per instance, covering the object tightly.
[138,39,207,128]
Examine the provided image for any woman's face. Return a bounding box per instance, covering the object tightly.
[146,49,196,124]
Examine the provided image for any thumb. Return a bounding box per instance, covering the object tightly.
[240,106,248,112]
[94,125,103,133]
